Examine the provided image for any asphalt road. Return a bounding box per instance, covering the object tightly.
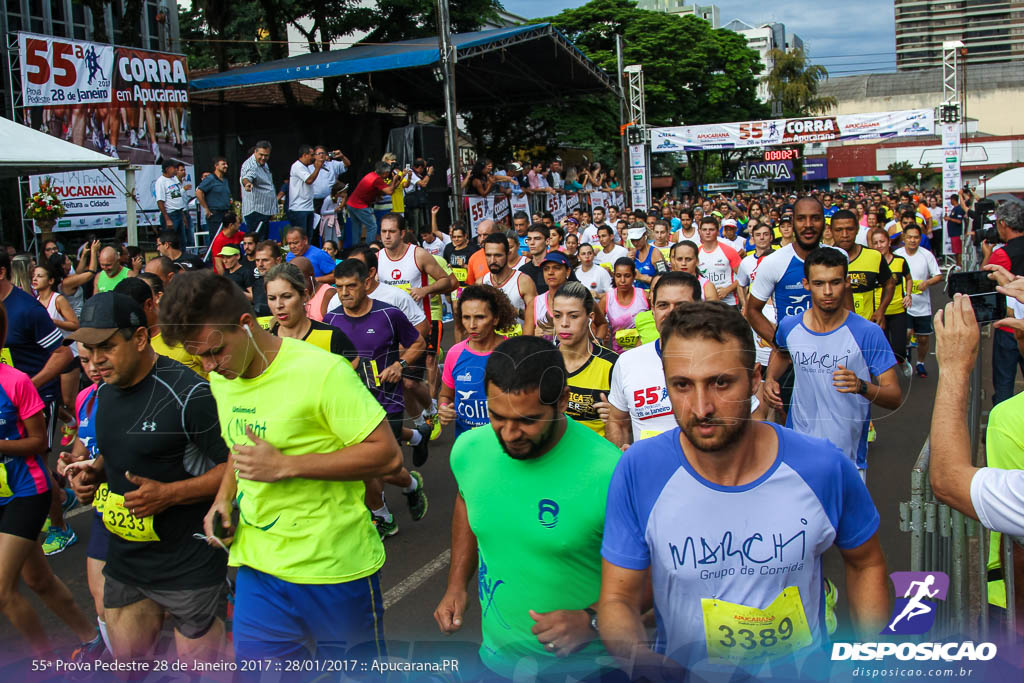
[0,289,1007,678]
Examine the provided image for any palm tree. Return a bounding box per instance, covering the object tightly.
[762,48,837,117]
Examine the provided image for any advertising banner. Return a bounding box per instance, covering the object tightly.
[18,32,193,233]
[18,33,113,106]
[510,195,529,217]
[651,110,934,152]
[803,157,829,181]
[735,159,795,182]
[468,196,495,233]
[628,144,648,210]
[494,196,510,222]
[589,192,608,211]
[940,122,961,254]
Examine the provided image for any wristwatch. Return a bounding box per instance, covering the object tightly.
[584,607,599,633]
[857,379,868,396]
[398,359,409,370]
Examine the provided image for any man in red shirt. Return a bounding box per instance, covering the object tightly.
[209,213,243,274]
[346,161,397,246]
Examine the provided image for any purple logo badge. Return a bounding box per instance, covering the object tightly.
[881,572,949,635]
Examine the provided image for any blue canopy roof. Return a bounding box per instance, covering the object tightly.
[189,24,616,107]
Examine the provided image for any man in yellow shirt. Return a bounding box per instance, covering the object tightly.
[159,271,403,666]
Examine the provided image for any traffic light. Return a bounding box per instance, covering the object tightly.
[939,104,960,123]
[626,125,645,146]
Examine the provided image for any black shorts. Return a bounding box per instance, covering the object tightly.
[86,513,110,561]
[0,491,51,540]
[386,412,404,440]
[908,314,934,335]
[103,574,227,639]
[425,320,443,356]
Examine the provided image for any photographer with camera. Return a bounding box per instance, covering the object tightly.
[981,202,1024,405]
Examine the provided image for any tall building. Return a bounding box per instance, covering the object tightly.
[895,0,1024,70]
[722,19,804,101]
[636,1,721,27]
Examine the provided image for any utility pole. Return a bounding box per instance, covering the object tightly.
[616,34,628,198]
[436,0,462,224]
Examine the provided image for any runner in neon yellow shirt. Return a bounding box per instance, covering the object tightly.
[159,270,403,666]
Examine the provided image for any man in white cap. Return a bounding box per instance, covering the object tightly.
[720,218,747,257]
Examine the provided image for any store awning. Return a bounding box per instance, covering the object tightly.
[189,24,617,108]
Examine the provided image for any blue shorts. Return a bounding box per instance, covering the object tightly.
[233,566,386,673]
[86,513,110,561]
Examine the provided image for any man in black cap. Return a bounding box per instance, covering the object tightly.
[65,292,229,662]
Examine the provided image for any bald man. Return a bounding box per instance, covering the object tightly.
[94,246,134,292]
[291,255,335,321]
[144,255,179,286]
[465,219,496,284]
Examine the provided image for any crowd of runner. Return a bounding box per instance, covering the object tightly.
[2,147,1024,681]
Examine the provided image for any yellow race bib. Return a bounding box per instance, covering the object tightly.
[497,323,523,338]
[256,315,274,331]
[615,328,641,350]
[0,348,11,366]
[0,463,11,497]
[93,482,110,514]
[600,262,614,273]
[701,586,813,663]
[911,280,923,295]
[102,489,160,542]
[452,267,468,284]
[639,429,664,440]
[394,282,412,293]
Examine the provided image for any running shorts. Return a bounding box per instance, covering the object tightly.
[103,574,227,639]
[0,491,51,540]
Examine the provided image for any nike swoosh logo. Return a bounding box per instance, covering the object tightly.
[235,491,281,532]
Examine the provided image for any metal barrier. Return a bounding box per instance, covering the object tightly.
[900,344,1023,642]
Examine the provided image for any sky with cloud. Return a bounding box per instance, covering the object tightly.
[503,0,899,76]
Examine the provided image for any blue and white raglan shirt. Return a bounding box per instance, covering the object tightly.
[749,243,846,323]
[602,425,878,678]
[776,312,896,470]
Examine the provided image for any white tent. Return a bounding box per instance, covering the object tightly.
[0,115,140,246]
[984,166,1024,196]
[0,115,127,177]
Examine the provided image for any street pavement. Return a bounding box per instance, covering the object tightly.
[0,291,1003,675]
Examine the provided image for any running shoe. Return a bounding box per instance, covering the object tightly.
[372,512,398,539]
[62,487,79,514]
[42,525,78,556]
[867,421,877,443]
[901,359,913,378]
[151,141,162,162]
[429,414,442,441]
[41,517,51,534]
[441,311,454,323]
[412,422,432,467]
[70,632,106,667]
[824,578,838,635]
[915,363,928,378]
[60,424,78,447]
[908,335,918,348]
[405,471,428,521]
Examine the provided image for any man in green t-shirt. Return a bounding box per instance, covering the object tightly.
[159,271,403,665]
[433,336,622,679]
[983,390,1024,613]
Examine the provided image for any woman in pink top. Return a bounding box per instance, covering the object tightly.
[599,257,648,353]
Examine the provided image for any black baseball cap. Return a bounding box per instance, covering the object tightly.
[68,292,146,344]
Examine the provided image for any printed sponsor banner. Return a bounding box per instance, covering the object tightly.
[510,195,529,217]
[651,110,934,152]
[494,196,510,222]
[628,144,648,210]
[940,122,961,254]
[113,47,189,107]
[18,32,193,231]
[546,194,567,222]
[590,191,608,211]
[803,157,829,181]
[735,159,795,182]
[567,193,579,212]
[609,191,625,210]
[467,196,494,233]
[29,165,193,230]
[18,32,113,106]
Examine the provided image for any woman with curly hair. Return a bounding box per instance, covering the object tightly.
[438,285,516,438]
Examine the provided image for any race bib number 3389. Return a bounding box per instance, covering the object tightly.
[701,586,813,663]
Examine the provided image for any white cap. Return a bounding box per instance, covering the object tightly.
[627,227,647,240]
[721,218,737,228]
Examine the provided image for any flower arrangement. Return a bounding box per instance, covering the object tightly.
[25,178,66,221]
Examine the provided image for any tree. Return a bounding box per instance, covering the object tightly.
[762,47,836,117]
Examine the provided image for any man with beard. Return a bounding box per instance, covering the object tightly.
[479,233,536,325]
[766,248,901,481]
[433,336,621,680]
[598,301,889,681]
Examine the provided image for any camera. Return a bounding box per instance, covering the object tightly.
[980,226,1002,245]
